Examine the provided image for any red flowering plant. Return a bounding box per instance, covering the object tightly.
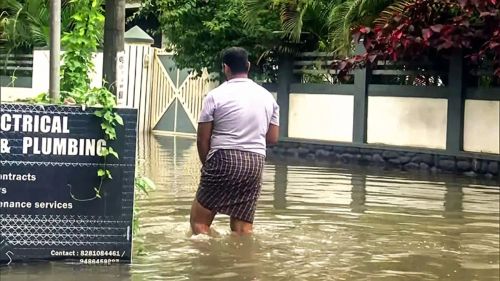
[335,0,500,81]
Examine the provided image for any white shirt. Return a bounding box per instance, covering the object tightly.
[198,78,279,157]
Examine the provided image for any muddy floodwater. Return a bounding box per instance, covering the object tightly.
[2,135,499,281]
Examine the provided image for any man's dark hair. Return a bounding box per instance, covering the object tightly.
[222,47,249,74]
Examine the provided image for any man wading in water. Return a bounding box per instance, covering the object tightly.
[190,47,280,235]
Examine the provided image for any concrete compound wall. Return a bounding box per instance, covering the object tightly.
[268,52,499,178]
[1,50,103,102]
[287,95,499,155]
[463,100,500,154]
[366,97,448,150]
[32,50,104,96]
[289,93,354,142]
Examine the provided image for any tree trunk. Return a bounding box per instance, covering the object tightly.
[102,0,125,96]
[49,0,61,101]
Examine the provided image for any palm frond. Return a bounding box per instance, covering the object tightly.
[279,2,307,43]
[326,0,362,55]
[375,0,414,27]
[1,0,82,51]
[326,0,396,56]
[242,0,272,29]
[0,0,23,11]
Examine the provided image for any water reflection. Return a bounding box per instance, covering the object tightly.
[444,182,464,219]
[187,235,261,281]
[1,262,131,281]
[1,134,498,281]
[273,165,287,210]
[350,175,367,213]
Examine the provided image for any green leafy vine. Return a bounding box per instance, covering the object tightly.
[59,0,119,201]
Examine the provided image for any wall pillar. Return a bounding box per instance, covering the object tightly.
[277,54,296,139]
[352,44,370,144]
[446,51,465,153]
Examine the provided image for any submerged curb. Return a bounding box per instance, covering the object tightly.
[267,140,500,180]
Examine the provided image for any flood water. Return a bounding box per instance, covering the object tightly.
[1,135,499,280]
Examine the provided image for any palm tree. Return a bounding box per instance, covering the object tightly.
[242,0,331,70]
[243,0,330,45]
[326,0,395,56]
[0,0,76,52]
[243,0,400,56]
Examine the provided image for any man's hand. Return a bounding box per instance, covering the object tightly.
[197,122,213,164]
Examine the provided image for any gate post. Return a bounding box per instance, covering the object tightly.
[124,26,154,132]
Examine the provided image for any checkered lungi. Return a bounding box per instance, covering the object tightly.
[195,149,265,223]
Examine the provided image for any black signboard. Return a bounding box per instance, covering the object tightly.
[0,104,137,265]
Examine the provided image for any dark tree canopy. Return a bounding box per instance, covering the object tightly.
[136,0,282,80]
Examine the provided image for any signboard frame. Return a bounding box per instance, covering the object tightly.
[0,103,137,265]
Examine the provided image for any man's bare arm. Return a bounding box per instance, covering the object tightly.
[266,124,279,145]
[197,122,213,164]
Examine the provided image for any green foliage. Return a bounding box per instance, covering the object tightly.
[137,0,399,79]
[243,0,396,56]
[244,0,329,43]
[335,0,500,81]
[33,92,50,103]
[91,87,123,141]
[326,0,394,56]
[0,0,77,51]
[137,0,281,78]
[60,0,104,102]
[67,87,123,201]
[55,0,118,202]
[14,92,50,104]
